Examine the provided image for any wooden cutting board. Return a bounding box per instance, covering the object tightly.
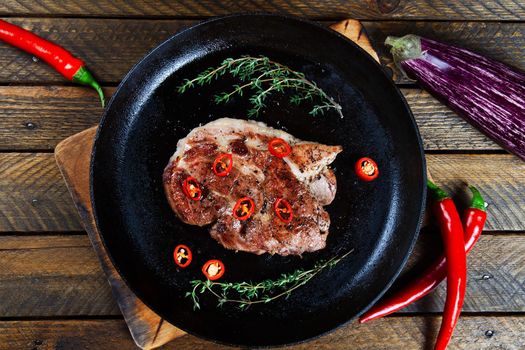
[55,19,381,349]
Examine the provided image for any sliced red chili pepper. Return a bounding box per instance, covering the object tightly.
[173,244,192,268]
[202,259,225,281]
[212,153,233,177]
[274,198,293,223]
[360,185,486,324]
[355,157,379,181]
[233,197,255,221]
[182,176,203,201]
[268,138,292,158]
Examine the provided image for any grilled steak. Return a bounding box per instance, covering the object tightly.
[163,118,342,256]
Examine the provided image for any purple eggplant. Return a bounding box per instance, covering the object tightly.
[386,35,525,161]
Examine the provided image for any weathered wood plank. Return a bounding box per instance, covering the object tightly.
[402,89,498,151]
[1,153,523,232]
[0,153,83,232]
[0,234,523,317]
[0,86,499,151]
[0,316,523,350]
[0,235,119,317]
[399,234,525,313]
[0,19,523,84]
[426,154,525,232]
[0,86,110,150]
[1,0,524,20]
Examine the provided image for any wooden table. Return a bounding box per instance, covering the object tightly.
[1,2,524,349]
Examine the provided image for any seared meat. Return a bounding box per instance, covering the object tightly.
[163,118,342,256]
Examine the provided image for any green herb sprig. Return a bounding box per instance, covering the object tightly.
[186,249,353,310]
[177,56,344,118]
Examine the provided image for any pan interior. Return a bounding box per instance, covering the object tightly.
[91,14,426,347]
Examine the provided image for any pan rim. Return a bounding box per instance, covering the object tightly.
[90,12,427,347]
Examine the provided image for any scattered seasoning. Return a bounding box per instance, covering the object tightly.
[212,153,233,177]
[355,157,379,181]
[268,138,292,158]
[202,260,225,281]
[233,197,255,221]
[360,185,486,324]
[0,19,105,106]
[173,244,192,268]
[427,181,467,350]
[274,198,293,223]
[182,176,203,201]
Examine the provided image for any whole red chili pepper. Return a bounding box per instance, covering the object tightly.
[359,185,486,323]
[428,181,467,350]
[0,19,105,106]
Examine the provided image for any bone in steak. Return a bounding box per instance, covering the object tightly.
[163,118,342,256]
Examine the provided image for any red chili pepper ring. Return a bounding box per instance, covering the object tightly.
[212,153,233,177]
[268,138,292,158]
[274,198,293,223]
[173,244,192,268]
[182,176,203,201]
[233,197,255,221]
[355,157,379,181]
[202,260,225,280]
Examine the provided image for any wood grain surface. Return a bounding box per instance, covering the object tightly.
[0,86,106,151]
[55,126,185,348]
[399,234,525,313]
[2,153,522,232]
[0,19,523,84]
[1,233,523,317]
[0,7,524,349]
[1,0,524,20]
[0,316,523,350]
[0,86,499,151]
[0,235,118,317]
[0,153,83,232]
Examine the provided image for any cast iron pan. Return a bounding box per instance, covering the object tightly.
[91,14,426,347]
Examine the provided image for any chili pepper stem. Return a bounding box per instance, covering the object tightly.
[427,180,449,201]
[468,185,486,211]
[73,66,106,107]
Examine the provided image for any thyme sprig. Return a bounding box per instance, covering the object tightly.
[186,249,353,310]
[177,56,343,118]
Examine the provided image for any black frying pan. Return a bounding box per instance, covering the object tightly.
[91,14,426,347]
